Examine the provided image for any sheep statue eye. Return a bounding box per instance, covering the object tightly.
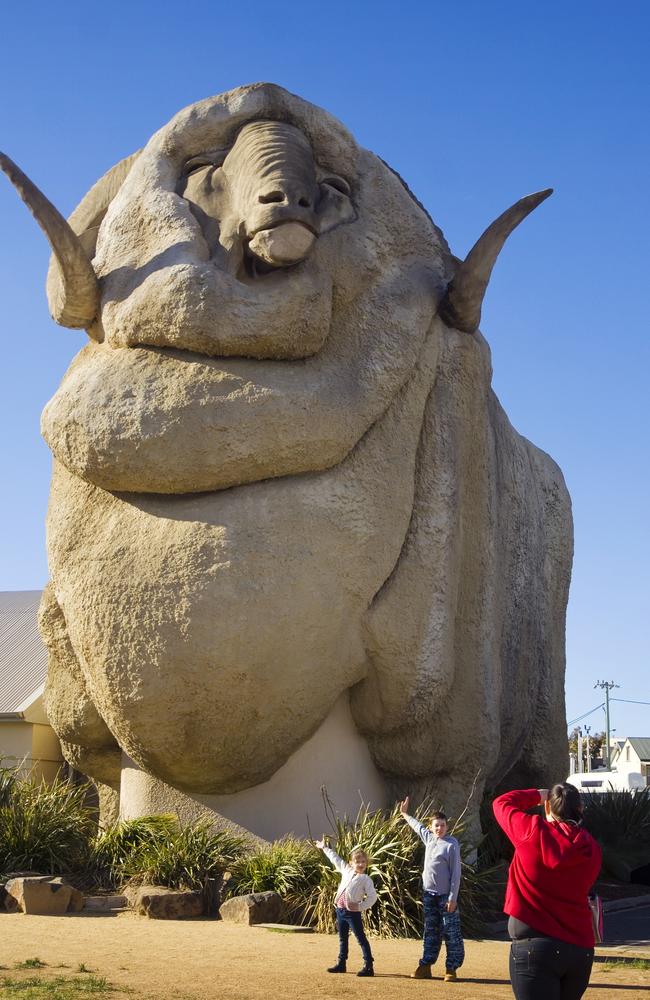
[183,156,216,177]
[321,175,351,196]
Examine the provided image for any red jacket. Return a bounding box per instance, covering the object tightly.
[493,788,602,947]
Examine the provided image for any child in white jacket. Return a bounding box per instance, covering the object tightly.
[316,837,377,977]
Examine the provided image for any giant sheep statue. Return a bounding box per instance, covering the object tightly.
[1,83,572,839]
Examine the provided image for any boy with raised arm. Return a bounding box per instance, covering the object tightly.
[399,796,465,982]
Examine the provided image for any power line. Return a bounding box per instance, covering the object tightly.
[567,703,605,727]
[567,693,648,733]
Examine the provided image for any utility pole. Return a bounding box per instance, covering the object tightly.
[595,680,620,769]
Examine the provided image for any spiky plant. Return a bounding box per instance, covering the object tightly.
[306,796,500,938]
[305,800,425,937]
[88,814,178,889]
[0,775,95,876]
[120,819,248,891]
[229,793,501,937]
[227,837,322,920]
[581,789,650,878]
[0,764,18,808]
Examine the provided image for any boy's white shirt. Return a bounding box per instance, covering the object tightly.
[322,846,378,911]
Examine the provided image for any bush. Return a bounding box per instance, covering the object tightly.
[0,770,95,876]
[228,797,500,938]
[306,801,426,938]
[90,816,249,891]
[228,837,322,920]
[0,764,18,808]
[88,814,178,889]
[581,789,650,878]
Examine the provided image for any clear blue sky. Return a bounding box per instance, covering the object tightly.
[1,1,648,742]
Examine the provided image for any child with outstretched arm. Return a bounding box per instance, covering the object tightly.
[399,796,465,981]
[315,837,377,977]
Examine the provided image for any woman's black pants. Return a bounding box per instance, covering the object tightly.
[509,937,594,1000]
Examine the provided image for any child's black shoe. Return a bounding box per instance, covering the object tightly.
[357,964,374,977]
[327,962,346,973]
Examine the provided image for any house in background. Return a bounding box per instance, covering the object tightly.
[0,590,63,781]
[611,737,650,786]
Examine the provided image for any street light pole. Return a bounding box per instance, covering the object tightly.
[584,725,591,772]
[595,680,620,769]
[577,728,583,773]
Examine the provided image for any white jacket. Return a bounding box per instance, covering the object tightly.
[323,846,377,912]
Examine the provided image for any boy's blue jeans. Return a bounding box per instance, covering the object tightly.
[336,906,373,965]
[420,893,465,970]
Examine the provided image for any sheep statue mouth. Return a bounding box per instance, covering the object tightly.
[246,220,317,269]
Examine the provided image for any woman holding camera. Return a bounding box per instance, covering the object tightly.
[493,784,601,1000]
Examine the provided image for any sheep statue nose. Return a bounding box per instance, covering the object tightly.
[249,178,318,267]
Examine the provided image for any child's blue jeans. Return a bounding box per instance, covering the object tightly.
[420,892,465,970]
[336,906,373,965]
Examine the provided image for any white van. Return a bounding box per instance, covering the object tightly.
[566,771,645,793]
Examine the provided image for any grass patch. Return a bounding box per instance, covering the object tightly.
[0,975,126,998]
[599,958,650,971]
[14,963,46,971]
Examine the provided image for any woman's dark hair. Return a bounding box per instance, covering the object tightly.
[549,783,582,823]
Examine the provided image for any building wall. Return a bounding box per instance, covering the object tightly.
[611,742,649,786]
[0,720,63,782]
[0,720,33,774]
[615,744,641,775]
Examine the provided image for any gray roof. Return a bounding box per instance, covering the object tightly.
[0,591,47,713]
[628,737,650,763]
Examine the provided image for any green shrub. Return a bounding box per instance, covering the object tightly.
[0,773,95,876]
[115,818,248,891]
[228,798,500,938]
[228,837,322,920]
[582,788,650,844]
[0,764,18,808]
[581,789,650,878]
[306,801,425,938]
[88,814,178,889]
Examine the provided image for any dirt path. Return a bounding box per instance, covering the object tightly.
[0,913,647,999]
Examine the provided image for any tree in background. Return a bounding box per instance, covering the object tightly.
[568,728,606,768]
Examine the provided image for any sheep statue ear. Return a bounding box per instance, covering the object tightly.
[439,189,552,334]
[0,150,139,335]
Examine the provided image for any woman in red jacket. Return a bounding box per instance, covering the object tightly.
[493,784,602,1000]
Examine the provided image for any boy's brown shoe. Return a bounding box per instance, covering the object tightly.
[410,964,432,979]
[443,970,458,982]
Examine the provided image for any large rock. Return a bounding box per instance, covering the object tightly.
[63,882,85,913]
[3,83,572,834]
[130,886,204,920]
[5,876,72,915]
[1,885,19,913]
[219,892,288,926]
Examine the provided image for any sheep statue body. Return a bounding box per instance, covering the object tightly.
[1,84,572,839]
